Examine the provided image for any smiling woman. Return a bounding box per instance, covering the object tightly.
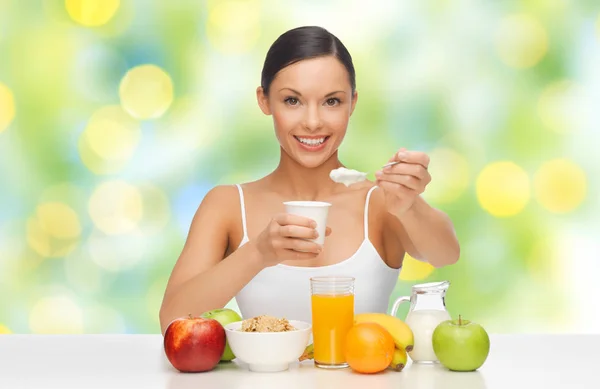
[254,26,357,170]
[159,26,460,335]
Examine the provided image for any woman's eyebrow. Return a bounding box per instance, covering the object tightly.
[278,87,346,97]
[278,87,302,95]
[324,90,346,97]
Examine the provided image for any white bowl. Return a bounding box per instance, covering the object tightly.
[223,320,312,372]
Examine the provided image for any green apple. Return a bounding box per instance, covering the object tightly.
[200,308,242,361]
[432,315,490,372]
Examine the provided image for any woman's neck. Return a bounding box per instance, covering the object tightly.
[268,149,344,200]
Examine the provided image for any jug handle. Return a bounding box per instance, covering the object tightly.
[390,296,410,318]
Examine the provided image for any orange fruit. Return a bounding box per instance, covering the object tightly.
[345,322,395,374]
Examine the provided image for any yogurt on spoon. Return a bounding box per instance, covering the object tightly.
[329,167,368,187]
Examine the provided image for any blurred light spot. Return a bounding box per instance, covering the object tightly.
[29,295,83,334]
[84,305,126,333]
[537,80,589,134]
[85,106,140,159]
[65,0,120,27]
[476,161,530,217]
[0,324,11,334]
[88,180,143,235]
[78,105,141,175]
[119,64,174,120]
[88,229,146,272]
[64,248,104,294]
[78,133,128,175]
[0,82,15,133]
[534,159,587,213]
[26,202,81,258]
[495,14,548,68]
[399,254,436,281]
[424,148,470,204]
[139,184,171,235]
[206,0,261,54]
[36,202,81,240]
[157,96,222,153]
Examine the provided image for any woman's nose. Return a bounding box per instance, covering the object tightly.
[303,104,323,132]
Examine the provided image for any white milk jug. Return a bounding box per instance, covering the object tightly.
[390,281,452,363]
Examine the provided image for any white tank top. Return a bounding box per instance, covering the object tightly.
[227,184,401,324]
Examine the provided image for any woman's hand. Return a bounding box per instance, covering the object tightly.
[375,148,432,218]
[255,213,331,267]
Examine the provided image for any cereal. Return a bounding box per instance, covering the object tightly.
[240,315,296,332]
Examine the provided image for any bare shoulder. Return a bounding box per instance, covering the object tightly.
[186,184,244,242]
[196,184,241,218]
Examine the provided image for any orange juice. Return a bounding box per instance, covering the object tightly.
[311,293,355,366]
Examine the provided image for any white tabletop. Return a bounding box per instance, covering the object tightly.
[0,333,597,389]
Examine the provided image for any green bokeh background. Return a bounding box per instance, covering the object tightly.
[0,0,599,335]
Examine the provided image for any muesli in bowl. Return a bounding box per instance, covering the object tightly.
[224,315,312,372]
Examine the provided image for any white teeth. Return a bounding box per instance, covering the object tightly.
[297,137,326,146]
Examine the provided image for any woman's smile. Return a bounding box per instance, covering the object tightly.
[293,135,331,152]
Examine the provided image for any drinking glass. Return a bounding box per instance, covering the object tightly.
[310,276,355,369]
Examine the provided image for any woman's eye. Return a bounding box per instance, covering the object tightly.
[325,98,340,106]
[285,97,299,105]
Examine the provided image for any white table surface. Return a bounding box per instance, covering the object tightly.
[0,334,597,389]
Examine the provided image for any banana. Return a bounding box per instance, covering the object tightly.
[388,347,408,372]
[298,343,314,361]
[354,313,414,352]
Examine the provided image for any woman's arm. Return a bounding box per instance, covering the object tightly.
[386,196,460,268]
[158,185,265,335]
[376,148,460,268]
[158,184,324,335]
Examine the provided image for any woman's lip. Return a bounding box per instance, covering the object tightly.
[293,135,330,152]
[293,135,330,139]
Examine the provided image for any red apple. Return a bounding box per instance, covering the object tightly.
[163,314,226,372]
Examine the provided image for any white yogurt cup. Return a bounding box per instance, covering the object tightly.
[283,201,331,245]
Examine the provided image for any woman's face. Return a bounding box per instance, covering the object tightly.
[257,56,358,168]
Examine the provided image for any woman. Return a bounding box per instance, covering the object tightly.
[159,26,460,334]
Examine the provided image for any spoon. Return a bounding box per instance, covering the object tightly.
[382,161,400,169]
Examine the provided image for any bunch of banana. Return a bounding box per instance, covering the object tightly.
[354,312,414,372]
[299,343,314,361]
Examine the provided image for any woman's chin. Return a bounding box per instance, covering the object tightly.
[292,154,334,169]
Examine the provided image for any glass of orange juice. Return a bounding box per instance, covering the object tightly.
[310,276,355,369]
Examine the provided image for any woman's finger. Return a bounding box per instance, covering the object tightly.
[383,162,430,181]
[376,172,422,191]
[377,178,417,196]
[282,238,322,254]
[279,224,318,239]
[284,249,320,260]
